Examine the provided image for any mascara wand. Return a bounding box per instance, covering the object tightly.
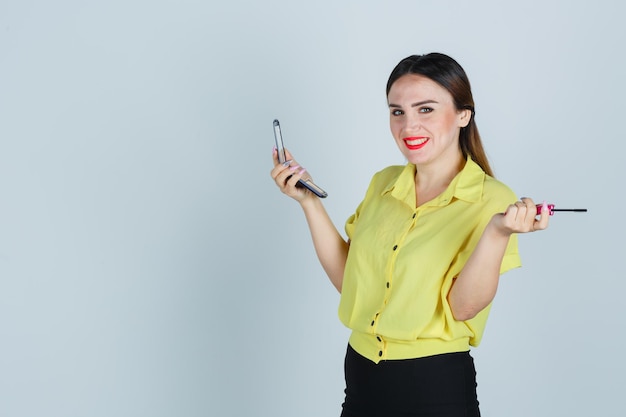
[536,204,588,216]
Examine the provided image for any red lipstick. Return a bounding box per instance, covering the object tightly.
[403,136,429,150]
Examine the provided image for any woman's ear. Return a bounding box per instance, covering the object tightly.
[458,108,472,128]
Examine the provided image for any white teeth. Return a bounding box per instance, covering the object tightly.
[406,138,428,145]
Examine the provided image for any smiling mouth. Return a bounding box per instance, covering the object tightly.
[403,137,429,150]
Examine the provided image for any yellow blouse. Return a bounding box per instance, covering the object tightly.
[340,157,521,363]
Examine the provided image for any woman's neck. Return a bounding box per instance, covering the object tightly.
[415,154,465,207]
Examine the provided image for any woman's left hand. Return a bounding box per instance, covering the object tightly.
[491,197,550,235]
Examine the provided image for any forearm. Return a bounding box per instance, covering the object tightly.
[449,199,551,321]
[448,220,511,321]
[300,197,349,292]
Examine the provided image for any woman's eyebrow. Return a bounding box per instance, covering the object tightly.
[388,99,438,108]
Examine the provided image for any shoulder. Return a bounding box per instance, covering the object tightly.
[373,164,405,180]
[482,175,518,206]
[365,165,406,191]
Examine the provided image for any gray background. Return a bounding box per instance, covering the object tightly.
[1,0,623,416]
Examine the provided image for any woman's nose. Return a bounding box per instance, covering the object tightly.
[405,113,421,130]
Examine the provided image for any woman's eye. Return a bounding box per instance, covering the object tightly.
[391,109,404,116]
[419,107,433,113]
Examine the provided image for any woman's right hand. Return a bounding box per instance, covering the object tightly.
[270,147,348,292]
[270,147,316,203]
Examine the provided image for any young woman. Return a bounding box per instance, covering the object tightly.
[270,52,549,417]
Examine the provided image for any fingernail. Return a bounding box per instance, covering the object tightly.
[541,200,548,211]
[273,146,277,152]
[299,168,307,175]
[282,159,293,167]
[289,165,301,171]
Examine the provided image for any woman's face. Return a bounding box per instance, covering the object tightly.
[387,74,470,168]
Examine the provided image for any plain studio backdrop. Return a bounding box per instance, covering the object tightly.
[0,1,623,416]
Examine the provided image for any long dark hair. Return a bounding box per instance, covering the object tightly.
[386,53,494,177]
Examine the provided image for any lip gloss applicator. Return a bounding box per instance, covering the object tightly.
[536,204,588,216]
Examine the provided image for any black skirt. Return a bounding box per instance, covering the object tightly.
[340,344,481,417]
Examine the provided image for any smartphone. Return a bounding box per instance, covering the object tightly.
[273,119,328,198]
